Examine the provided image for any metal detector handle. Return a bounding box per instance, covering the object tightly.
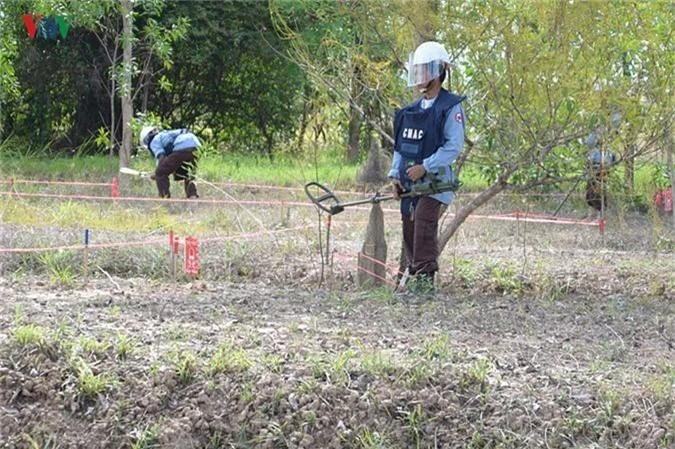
[304,182,342,214]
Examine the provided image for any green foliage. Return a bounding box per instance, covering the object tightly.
[402,404,427,449]
[130,423,161,449]
[356,428,391,449]
[21,433,57,449]
[71,357,118,398]
[207,341,252,376]
[12,323,47,347]
[114,332,137,360]
[173,350,197,384]
[39,250,76,286]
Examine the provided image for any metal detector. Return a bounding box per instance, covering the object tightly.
[304,182,394,215]
[119,167,152,178]
[304,177,461,215]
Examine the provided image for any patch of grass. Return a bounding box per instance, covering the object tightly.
[50,317,73,346]
[453,258,482,287]
[130,422,161,449]
[173,350,198,385]
[297,378,317,395]
[39,250,76,286]
[21,433,57,449]
[402,404,427,449]
[419,332,453,364]
[207,341,252,376]
[402,361,432,387]
[107,305,122,319]
[360,350,397,377]
[76,335,111,358]
[1,154,117,181]
[366,286,398,304]
[241,380,255,403]
[261,354,283,374]
[308,349,354,385]
[149,360,161,379]
[163,324,189,342]
[597,384,623,422]
[72,357,118,398]
[646,360,675,402]
[356,428,391,449]
[114,333,138,360]
[468,358,492,383]
[489,264,524,295]
[460,357,494,394]
[206,431,222,449]
[12,323,47,347]
[302,410,318,428]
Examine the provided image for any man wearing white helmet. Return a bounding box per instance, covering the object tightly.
[388,41,466,297]
[139,126,201,198]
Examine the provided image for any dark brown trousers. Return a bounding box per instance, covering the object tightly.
[402,196,442,275]
[155,150,198,198]
[586,170,608,211]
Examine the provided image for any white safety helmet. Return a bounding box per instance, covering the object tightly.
[407,41,452,88]
[139,126,158,148]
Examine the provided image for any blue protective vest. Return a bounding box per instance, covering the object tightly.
[393,89,465,215]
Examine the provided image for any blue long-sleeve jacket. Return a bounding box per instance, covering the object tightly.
[149,129,201,159]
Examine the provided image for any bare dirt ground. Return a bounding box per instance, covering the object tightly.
[0,187,674,449]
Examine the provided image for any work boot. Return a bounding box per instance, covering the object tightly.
[395,272,436,301]
[410,272,436,299]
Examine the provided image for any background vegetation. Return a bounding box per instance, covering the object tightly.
[0,0,672,234]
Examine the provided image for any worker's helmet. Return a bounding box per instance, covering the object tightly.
[407,41,452,87]
[139,126,158,148]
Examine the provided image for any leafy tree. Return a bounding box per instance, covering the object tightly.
[139,0,304,157]
[271,0,673,249]
[271,0,409,161]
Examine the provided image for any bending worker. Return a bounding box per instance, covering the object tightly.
[139,126,201,199]
[388,41,466,297]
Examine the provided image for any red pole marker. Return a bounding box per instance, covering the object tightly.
[598,218,606,235]
[111,177,119,198]
[515,208,521,219]
[184,236,199,277]
[665,188,673,213]
[8,177,14,194]
[169,230,175,249]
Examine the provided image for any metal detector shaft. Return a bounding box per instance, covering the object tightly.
[330,193,394,213]
[553,176,583,216]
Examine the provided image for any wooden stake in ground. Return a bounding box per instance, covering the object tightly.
[358,203,387,288]
[82,229,90,284]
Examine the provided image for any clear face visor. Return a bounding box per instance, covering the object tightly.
[407,55,444,87]
[142,129,157,146]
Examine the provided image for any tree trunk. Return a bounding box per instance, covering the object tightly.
[295,89,311,155]
[623,145,635,193]
[346,64,362,162]
[120,0,133,168]
[667,125,674,229]
[109,65,116,158]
